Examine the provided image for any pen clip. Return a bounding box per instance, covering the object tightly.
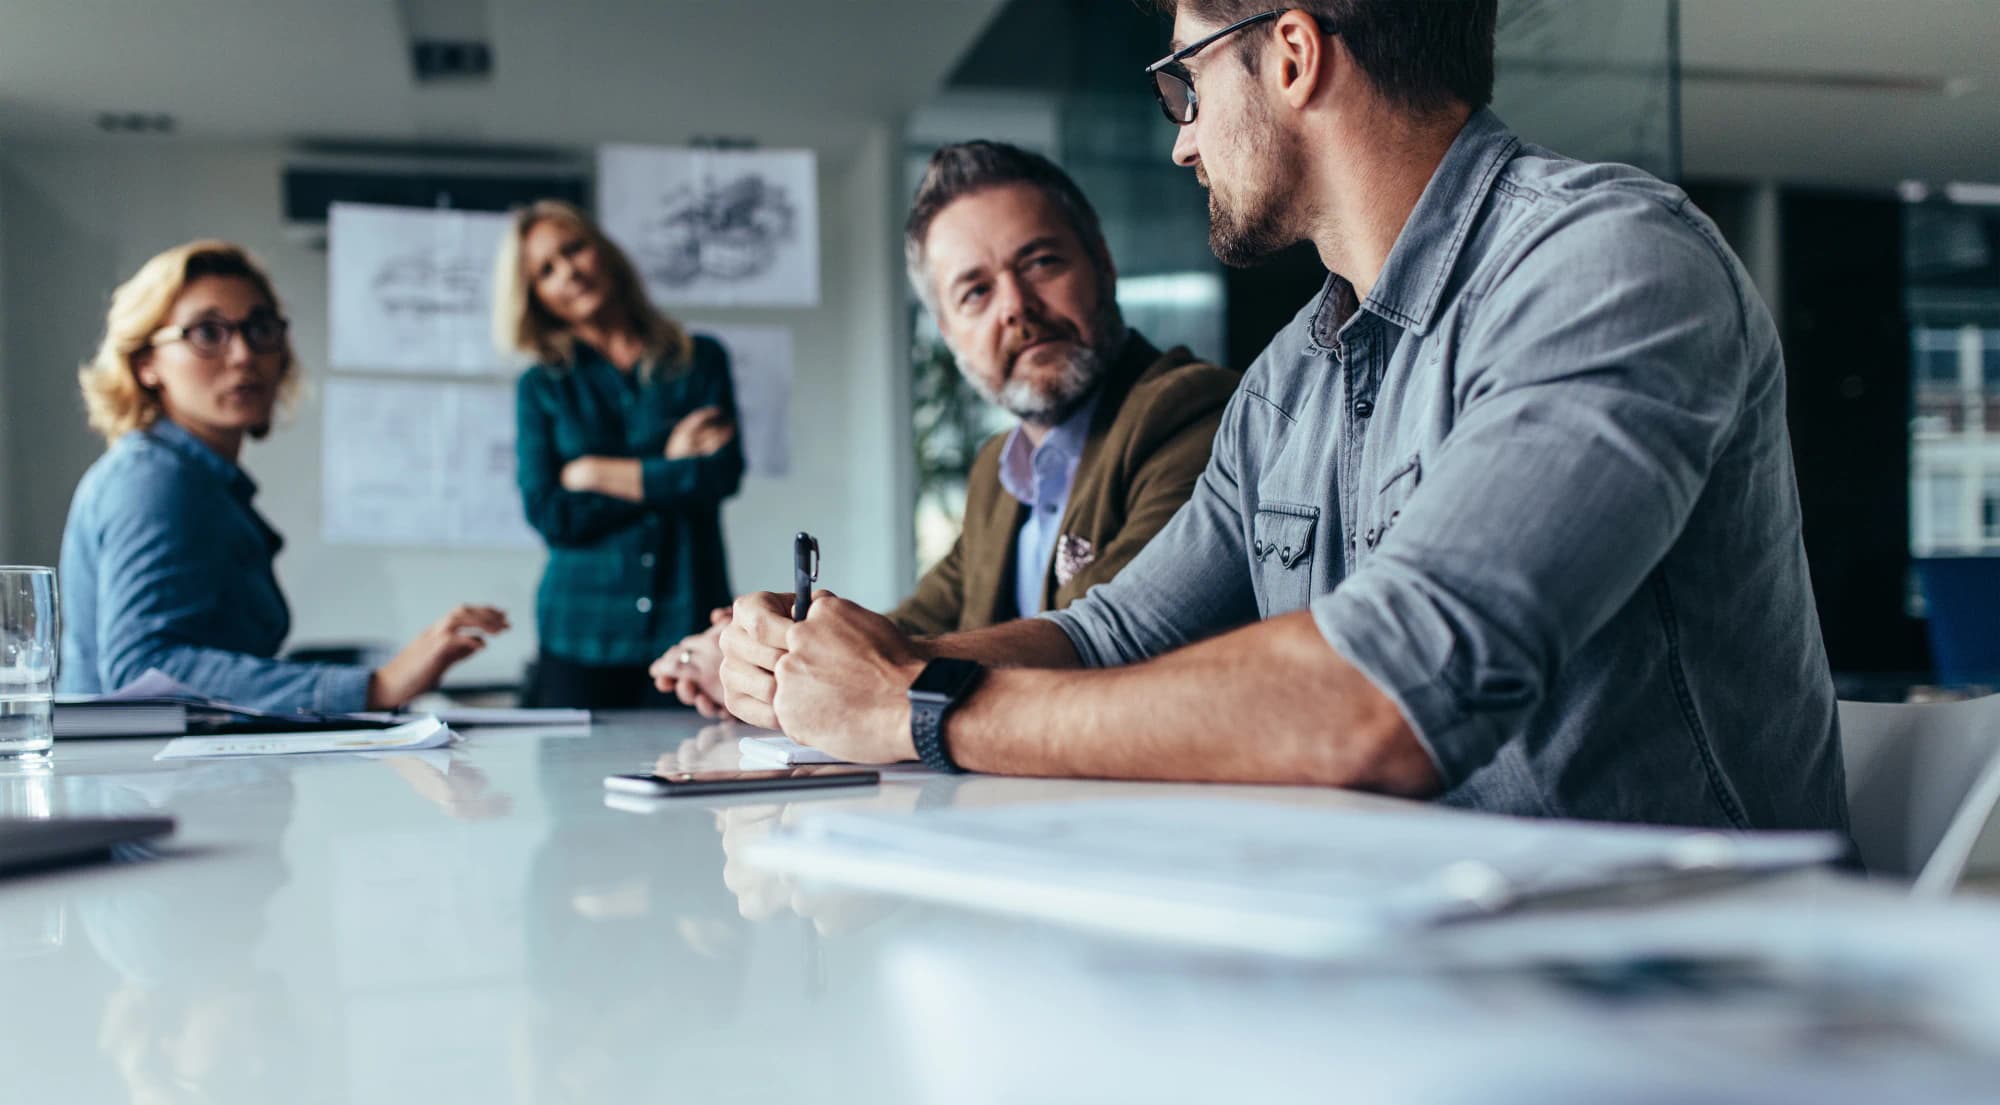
[804,536,820,582]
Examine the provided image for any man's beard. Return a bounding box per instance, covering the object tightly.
[964,294,1125,428]
[1204,103,1299,268]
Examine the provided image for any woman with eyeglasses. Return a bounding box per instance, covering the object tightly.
[495,201,743,709]
[59,239,509,711]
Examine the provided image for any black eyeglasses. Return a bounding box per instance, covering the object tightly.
[150,312,290,358]
[1145,9,1338,126]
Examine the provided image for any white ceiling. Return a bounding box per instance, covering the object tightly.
[1680,0,2000,187]
[0,0,1993,189]
[0,0,1008,161]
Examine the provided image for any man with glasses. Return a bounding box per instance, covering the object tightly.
[720,1,1846,832]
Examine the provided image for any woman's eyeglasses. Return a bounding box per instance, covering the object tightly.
[1145,9,1338,126]
[150,313,290,358]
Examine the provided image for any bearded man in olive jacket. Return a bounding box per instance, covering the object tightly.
[653,140,1237,715]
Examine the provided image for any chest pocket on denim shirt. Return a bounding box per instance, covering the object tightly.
[1364,454,1422,554]
[1252,503,1319,616]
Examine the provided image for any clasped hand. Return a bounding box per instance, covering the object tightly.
[717,591,924,762]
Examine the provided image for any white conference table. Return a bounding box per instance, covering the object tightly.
[5,709,2000,1104]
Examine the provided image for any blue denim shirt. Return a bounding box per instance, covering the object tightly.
[1045,110,1847,830]
[58,420,373,712]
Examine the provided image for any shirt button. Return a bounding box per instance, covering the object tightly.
[1353,398,1374,419]
[635,597,653,614]
[1042,503,1058,513]
[640,553,656,568]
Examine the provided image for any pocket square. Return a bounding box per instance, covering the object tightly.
[1054,534,1096,587]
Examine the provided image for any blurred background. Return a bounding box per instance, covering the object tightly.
[2,0,1996,696]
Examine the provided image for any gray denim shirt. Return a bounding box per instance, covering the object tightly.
[1045,110,1847,831]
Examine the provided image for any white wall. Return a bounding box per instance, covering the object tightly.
[0,135,912,686]
[0,142,10,556]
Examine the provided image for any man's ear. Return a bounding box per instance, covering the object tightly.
[1093,239,1118,287]
[1271,9,1328,112]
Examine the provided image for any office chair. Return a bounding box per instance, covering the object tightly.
[1838,694,2000,894]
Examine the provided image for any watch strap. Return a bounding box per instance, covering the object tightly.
[909,658,983,774]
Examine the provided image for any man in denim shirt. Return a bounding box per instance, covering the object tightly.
[719,1,1846,831]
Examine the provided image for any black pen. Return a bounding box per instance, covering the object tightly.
[793,531,819,620]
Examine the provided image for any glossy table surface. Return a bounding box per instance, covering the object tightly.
[5,711,2000,1104]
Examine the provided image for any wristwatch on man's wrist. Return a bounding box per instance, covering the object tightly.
[908,657,984,774]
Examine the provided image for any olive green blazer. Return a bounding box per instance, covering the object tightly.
[890,334,1238,635]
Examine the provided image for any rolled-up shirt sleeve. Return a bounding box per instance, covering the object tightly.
[1041,388,1260,667]
[1312,193,1753,788]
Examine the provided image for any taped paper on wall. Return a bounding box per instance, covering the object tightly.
[328,203,512,374]
[322,378,536,549]
[696,323,794,476]
[597,145,820,307]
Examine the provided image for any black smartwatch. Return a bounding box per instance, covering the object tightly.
[908,658,984,774]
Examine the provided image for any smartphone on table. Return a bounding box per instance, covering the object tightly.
[604,764,880,798]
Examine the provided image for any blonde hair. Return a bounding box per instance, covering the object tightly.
[78,239,300,445]
[491,199,693,374]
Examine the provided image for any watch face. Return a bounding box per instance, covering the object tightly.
[910,658,982,699]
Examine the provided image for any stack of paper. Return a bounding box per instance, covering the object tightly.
[746,798,1847,958]
[154,717,458,761]
[353,706,591,728]
[56,669,401,739]
[739,734,845,767]
[52,697,189,738]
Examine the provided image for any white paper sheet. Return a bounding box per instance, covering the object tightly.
[104,668,200,701]
[321,377,538,549]
[352,707,590,727]
[328,203,512,374]
[697,323,793,475]
[750,798,1848,958]
[885,887,2000,1105]
[155,717,456,760]
[597,145,820,307]
[739,734,843,767]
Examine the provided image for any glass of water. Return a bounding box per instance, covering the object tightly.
[0,567,59,760]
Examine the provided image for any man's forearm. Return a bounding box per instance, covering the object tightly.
[921,617,1083,669]
[941,611,1442,793]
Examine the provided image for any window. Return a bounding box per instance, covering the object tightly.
[1913,329,1963,388]
[1927,471,1967,548]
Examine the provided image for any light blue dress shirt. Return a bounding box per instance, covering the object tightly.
[57,419,373,713]
[996,391,1101,617]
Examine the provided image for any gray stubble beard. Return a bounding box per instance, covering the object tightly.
[962,279,1127,429]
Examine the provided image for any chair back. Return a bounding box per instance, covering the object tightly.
[1839,694,2000,894]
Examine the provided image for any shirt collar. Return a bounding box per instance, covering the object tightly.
[997,387,1101,507]
[144,418,258,502]
[1312,107,1520,345]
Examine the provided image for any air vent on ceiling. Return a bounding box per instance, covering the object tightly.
[412,39,492,82]
[95,112,175,135]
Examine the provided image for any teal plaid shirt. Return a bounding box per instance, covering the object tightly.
[515,335,743,666]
